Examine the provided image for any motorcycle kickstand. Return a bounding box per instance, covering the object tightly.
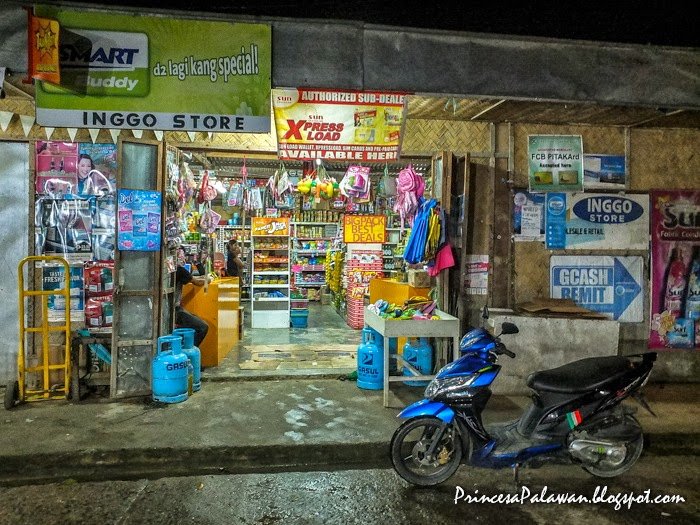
[512,463,522,486]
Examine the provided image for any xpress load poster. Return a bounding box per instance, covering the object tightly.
[649,190,700,349]
[34,8,271,132]
[272,88,407,161]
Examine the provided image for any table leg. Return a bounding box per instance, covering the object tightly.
[383,337,390,407]
[453,335,459,362]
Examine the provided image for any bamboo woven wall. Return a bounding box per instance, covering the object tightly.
[402,120,491,155]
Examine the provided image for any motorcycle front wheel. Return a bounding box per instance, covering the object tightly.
[390,416,464,486]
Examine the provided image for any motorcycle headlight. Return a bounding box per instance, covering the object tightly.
[425,375,477,399]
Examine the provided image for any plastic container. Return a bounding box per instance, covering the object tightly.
[290,309,309,328]
[152,335,189,403]
[402,337,433,387]
[357,328,383,390]
[172,327,201,393]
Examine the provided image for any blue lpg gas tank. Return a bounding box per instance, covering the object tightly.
[173,328,201,393]
[152,335,189,403]
[357,328,383,390]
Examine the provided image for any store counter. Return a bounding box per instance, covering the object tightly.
[364,306,460,407]
[181,277,241,367]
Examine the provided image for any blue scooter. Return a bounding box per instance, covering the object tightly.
[390,307,657,486]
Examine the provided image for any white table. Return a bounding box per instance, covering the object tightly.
[363,306,461,407]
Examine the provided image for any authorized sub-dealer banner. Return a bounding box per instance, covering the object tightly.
[550,255,643,322]
[34,8,271,132]
[272,88,407,161]
[545,193,649,250]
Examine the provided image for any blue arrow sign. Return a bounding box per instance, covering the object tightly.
[550,256,643,321]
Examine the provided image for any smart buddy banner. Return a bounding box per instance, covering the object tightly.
[34,7,271,132]
[272,88,407,161]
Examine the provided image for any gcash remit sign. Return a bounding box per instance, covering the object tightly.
[34,8,271,132]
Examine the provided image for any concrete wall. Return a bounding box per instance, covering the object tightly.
[1,4,699,108]
[0,142,30,384]
[489,311,621,394]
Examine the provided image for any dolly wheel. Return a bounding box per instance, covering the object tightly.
[4,381,18,410]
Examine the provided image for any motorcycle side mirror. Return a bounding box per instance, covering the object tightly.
[481,305,489,320]
[500,322,519,335]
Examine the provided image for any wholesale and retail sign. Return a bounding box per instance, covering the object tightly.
[550,256,643,322]
[545,192,649,250]
[117,190,162,251]
[649,190,700,349]
[343,215,387,243]
[252,217,290,236]
[528,135,584,191]
[33,7,271,132]
[272,88,408,161]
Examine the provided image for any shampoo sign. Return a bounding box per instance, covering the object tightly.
[546,193,649,250]
[34,8,271,131]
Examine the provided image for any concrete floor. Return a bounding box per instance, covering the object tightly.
[203,302,361,381]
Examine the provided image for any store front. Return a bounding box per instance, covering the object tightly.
[1,4,698,403]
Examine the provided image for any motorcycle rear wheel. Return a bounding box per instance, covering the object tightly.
[582,415,644,478]
[390,416,464,486]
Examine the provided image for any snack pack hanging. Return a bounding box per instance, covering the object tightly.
[340,165,371,199]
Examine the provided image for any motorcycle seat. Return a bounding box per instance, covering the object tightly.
[527,356,630,394]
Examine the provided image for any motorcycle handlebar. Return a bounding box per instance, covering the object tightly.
[495,341,516,358]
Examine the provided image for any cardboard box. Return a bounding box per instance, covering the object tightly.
[408,269,432,288]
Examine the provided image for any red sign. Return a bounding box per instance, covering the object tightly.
[26,10,61,85]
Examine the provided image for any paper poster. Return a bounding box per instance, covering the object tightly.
[545,193,649,250]
[550,256,643,322]
[37,198,93,264]
[583,154,627,190]
[649,190,700,349]
[42,264,84,322]
[528,135,583,191]
[77,143,117,196]
[513,191,545,241]
[273,88,407,161]
[117,189,162,251]
[35,141,78,196]
[465,255,489,295]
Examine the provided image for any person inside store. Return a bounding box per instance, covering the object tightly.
[226,238,244,279]
[77,153,113,196]
[175,263,210,346]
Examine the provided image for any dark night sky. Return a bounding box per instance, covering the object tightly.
[36,0,700,48]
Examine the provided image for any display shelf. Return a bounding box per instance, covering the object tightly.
[251,220,291,329]
[295,282,325,287]
[294,250,328,255]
